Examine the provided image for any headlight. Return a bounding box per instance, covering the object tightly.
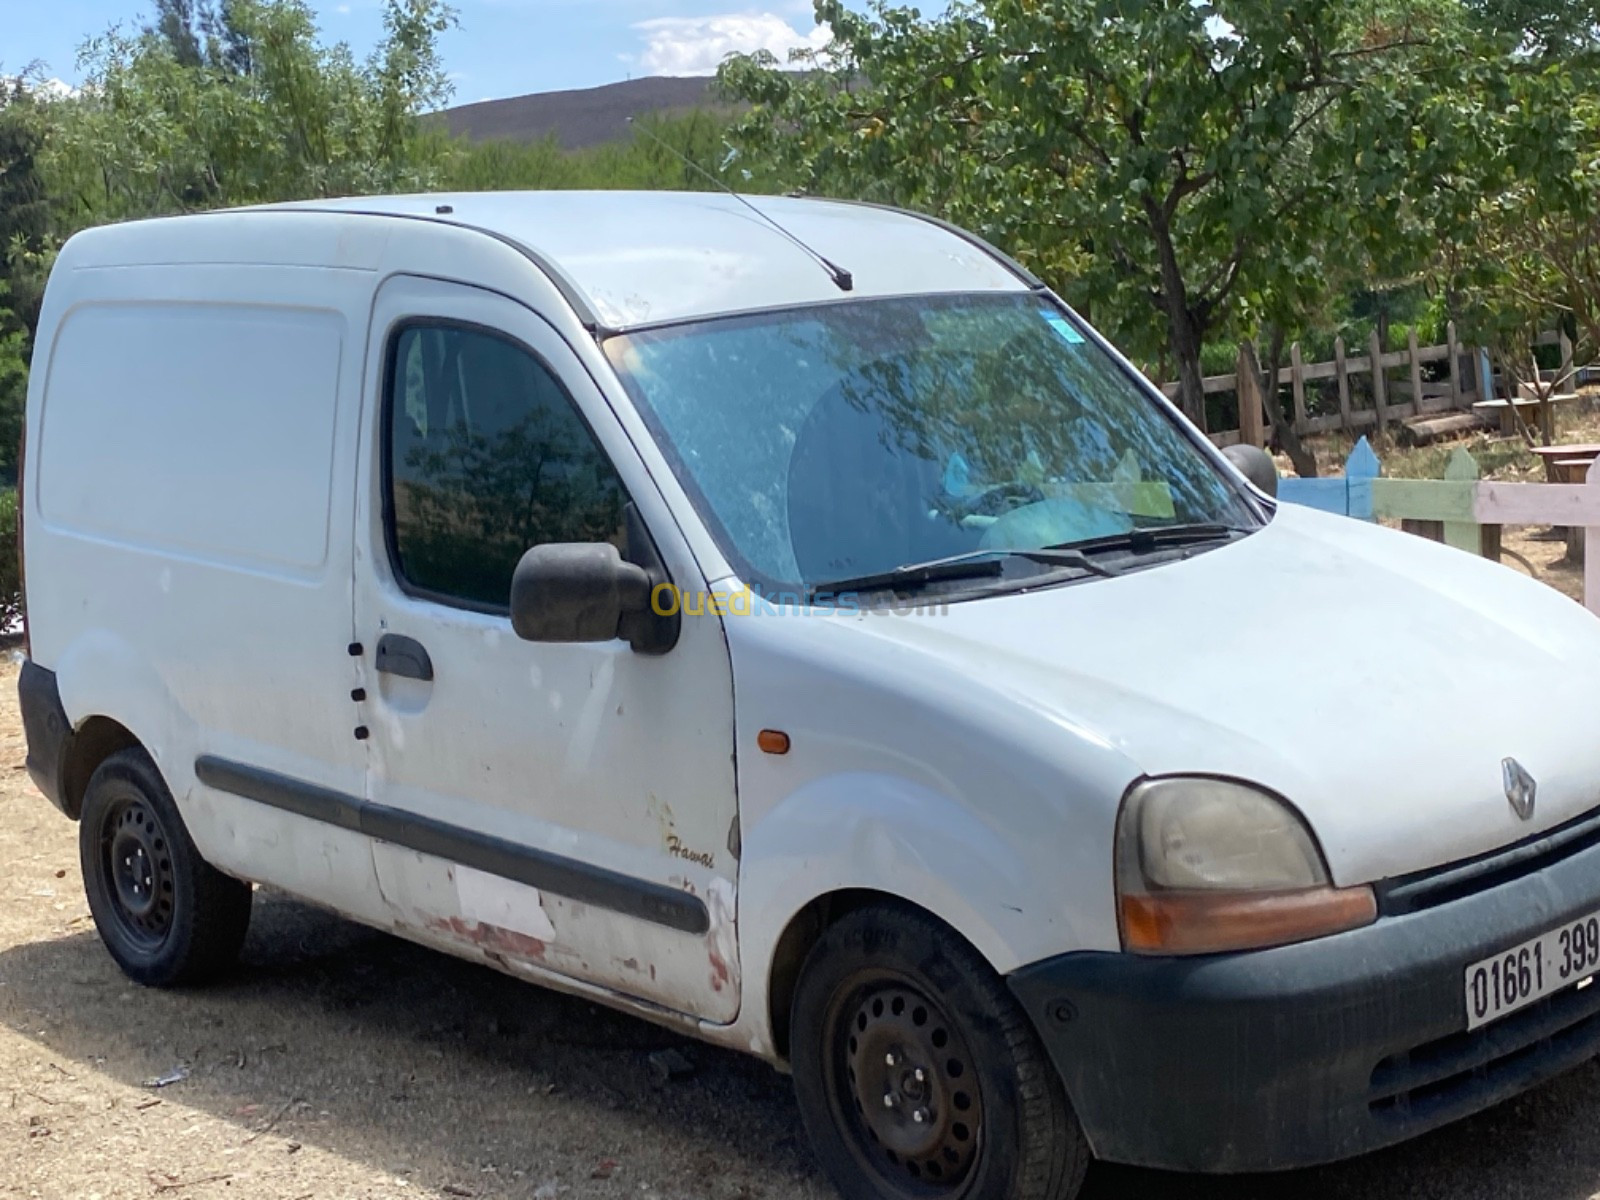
[1115,777,1377,955]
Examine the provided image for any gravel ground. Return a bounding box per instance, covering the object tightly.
[5,658,1600,1200]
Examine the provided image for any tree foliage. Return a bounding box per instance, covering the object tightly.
[1445,85,1600,439]
[443,110,742,192]
[1463,0,1600,55]
[0,285,25,624]
[0,290,24,480]
[53,0,457,221]
[0,79,53,341]
[718,0,1598,434]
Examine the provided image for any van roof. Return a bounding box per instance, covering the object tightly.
[264,191,1037,330]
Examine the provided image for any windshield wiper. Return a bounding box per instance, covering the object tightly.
[1048,523,1249,557]
[810,547,1118,600]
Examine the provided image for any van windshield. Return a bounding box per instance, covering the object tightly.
[604,294,1260,595]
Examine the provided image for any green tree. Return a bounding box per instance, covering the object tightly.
[147,0,207,67]
[1445,80,1600,442]
[1463,0,1600,55]
[54,0,458,221]
[721,0,1425,423]
[0,284,26,483]
[146,0,256,74]
[718,0,1540,428]
[0,77,52,340]
[0,289,20,626]
[443,110,743,192]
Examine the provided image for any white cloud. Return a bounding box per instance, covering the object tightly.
[631,11,829,77]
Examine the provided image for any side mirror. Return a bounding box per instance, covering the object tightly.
[510,543,652,645]
[1221,443,1280,498]
[510,505,682,655]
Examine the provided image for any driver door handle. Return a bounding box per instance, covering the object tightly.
[375,633,434,682]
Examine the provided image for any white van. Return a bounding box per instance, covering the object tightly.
[19,192,1600,1200]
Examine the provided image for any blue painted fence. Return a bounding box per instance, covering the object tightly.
[1277,437,1381,520]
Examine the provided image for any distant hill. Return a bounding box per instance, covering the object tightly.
[441,77,728,150]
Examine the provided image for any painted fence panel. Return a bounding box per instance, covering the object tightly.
[1275,477,1351,516]
[1275,437,1600,617]
[1442,449,1481,553]
[1277,438,1379,520]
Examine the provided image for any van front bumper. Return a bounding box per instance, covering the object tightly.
[1007,825,1600,1173]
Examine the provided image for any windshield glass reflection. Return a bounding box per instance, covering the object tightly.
[606,294,1258,593]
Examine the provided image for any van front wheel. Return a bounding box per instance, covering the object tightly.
[790,903,1089,1200]
[80,748,252,987]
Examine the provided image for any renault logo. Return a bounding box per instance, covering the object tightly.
[1503,758,1537,821]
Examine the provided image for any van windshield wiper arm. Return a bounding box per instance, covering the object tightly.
[1047,523,1249,557]
[809,547,1118,600]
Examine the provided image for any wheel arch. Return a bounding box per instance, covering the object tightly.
[764,888,996,1064]
[61,714,144,820]
[43,628,194,821]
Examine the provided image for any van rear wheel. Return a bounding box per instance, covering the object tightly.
[791,903,1089,1200]
[80,748,252,987]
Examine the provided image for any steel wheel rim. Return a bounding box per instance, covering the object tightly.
[825,973,985,1197]
[98,797,176,949]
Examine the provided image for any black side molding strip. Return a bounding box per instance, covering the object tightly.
[194,756,709,935]
[197,756,363,832]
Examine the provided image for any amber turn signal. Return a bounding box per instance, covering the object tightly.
[757,729,791,755]
[1120,885,1378,956]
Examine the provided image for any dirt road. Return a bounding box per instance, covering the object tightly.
[5,658,1600,1200]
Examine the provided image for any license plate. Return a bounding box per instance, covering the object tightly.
[1466,911,1600,1030]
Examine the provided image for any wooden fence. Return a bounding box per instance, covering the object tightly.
[1277,436,1600,617]
[1166,326,1581,448]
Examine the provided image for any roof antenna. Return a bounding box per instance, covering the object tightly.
[627,117,853,293]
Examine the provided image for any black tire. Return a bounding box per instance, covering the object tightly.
[79,747,253,987]
[792,903,1089,1200]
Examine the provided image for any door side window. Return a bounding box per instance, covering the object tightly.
[385,323,631,609]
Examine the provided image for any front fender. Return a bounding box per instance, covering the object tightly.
[736,770,1067,1059]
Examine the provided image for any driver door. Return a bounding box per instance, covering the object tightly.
[352,275,741,1023]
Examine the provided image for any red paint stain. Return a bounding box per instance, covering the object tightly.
[708,950,731,993]
[428,916,547,960]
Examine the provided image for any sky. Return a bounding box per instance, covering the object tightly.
[5,0,839,104]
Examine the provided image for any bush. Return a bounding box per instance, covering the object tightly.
[0,315,26,485]
[1200,340,1238,377]
[0,489,20,635]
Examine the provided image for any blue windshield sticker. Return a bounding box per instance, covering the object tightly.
[1041,310,1085,344]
